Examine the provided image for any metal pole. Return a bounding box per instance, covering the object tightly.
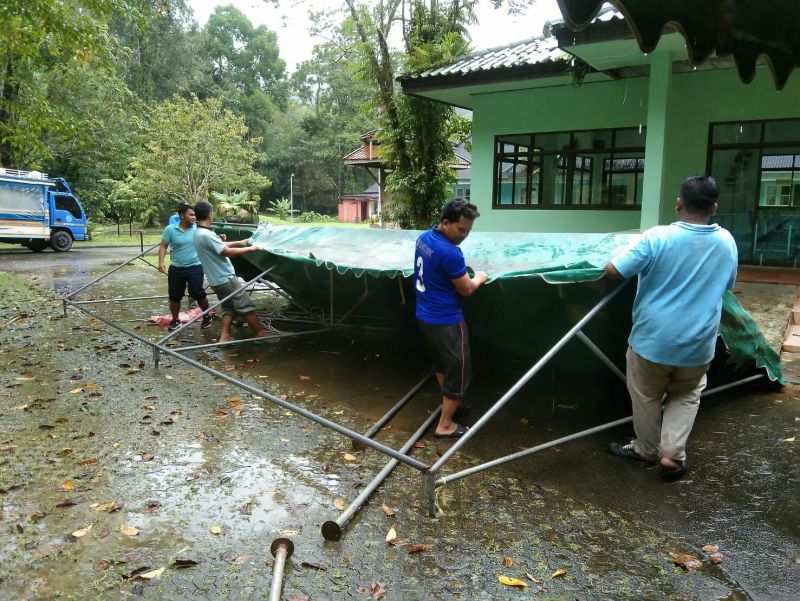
[153,342,430,470]
[70,294,172,305]
[576,330,627,383]
[323,406,441,541]
[434,373,766,488]
[139,230,143,253]
[268,538,294,601]
[65,243,160,300]
[156,266,276,345]
[171,327,331,353]
[427,280,629,475]
[352,371,433,450]
[65,301,429,470]
[329,270,334,327]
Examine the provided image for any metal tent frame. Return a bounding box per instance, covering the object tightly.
[62,245,765,528]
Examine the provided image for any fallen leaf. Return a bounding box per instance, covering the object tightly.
[210,525,222,535]
[120,524,139,536]
[138,567,165,580]
[165,374,173,380]
[69,388,83,394]
[55,500,78,508]
[333,497,346,510]
[214,409,229,418]
[408,544,431,553]
[1,446,16,455]
[140,453,154,462]
[784,436,795,442]
[370,581,389,600]
[387,537,411,546]
[299,375,311,381]
[71,524,93,538]
[499,575,527,588]
[185,472,199,482]
[55,416,69,423]
[300,561,326,571]
[228,555,251,565]
[709,552,724,564]
[144,500,161,512]
[503,556,513,568]
[57,447,73,456]
[550,568,567,578]
[76,458,97,466]
[14,375,36,381]
[91,502,123,513]
[525,572,541,583]
[381,503,395,517]
[95,560,111,571]
[669,552,701,570]
[279,529,300,536]
[172,558,199,569]
[289,594,310,601]
[343,453,357,462]
[60,481,73,490]
[228,397,244,414]
[412,440,426,448]
[702,544,719,554]
[385,527,397,542]
[142,405,156,411]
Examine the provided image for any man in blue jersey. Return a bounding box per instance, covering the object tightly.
[415,198,488,439]
[158,204,211,330]
[605,176,738,481]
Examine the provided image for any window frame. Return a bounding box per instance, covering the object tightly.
[492,126,646,211]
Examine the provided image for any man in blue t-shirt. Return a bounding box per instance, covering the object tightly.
[415,198,488,439]
[605,176,738,481]
[158,204,211,330]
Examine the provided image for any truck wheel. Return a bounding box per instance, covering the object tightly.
[27,240,47,252]
[51,231,73,252]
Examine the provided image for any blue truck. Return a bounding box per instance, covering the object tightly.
[0,168,89,252]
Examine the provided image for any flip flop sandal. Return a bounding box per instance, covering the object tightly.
[434,423,469,439]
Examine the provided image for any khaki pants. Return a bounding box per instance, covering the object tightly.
[626,347,709,462]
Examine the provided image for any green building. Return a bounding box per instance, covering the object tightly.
[401,8,800,266]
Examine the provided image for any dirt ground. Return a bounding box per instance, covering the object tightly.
[1,251,798,600]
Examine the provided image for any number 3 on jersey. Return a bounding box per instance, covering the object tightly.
[415,256,426,292]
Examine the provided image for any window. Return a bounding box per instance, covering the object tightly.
[54,194,82,219]
[709,119,800,266]
[493,128,646,209]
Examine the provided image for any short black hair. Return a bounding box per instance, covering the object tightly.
[440,198,480,223]
[194,201,213,221]
[680,176,719,213]
[176,202,191,215]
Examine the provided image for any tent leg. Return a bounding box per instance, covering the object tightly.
[576,330,626,383]
[352,371,433,450]
[422,472,437,518]
[425,281,629,479]
[322,408,440,541]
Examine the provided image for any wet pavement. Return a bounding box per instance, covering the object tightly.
[0,246,798,600]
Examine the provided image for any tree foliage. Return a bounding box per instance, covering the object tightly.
[0,0,137,165]
[109,95,269,224]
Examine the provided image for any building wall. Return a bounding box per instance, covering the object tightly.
[471,77,649,232]
[470,66,800,233]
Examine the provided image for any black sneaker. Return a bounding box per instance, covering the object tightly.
[607,441,654,463]
[167,319,181,331]
[200,315,213,329]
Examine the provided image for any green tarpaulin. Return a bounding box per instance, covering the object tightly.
[218,224,782,385]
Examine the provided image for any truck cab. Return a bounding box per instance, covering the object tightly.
[0,168,89,252]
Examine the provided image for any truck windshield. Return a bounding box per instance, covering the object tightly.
[54,195,82,219]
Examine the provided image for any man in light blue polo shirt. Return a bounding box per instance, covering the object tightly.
[158,204,211,330]
[605,176,737,481]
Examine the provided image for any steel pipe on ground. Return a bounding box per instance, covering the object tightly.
[268,538,294,601]
[323,406,442,541]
